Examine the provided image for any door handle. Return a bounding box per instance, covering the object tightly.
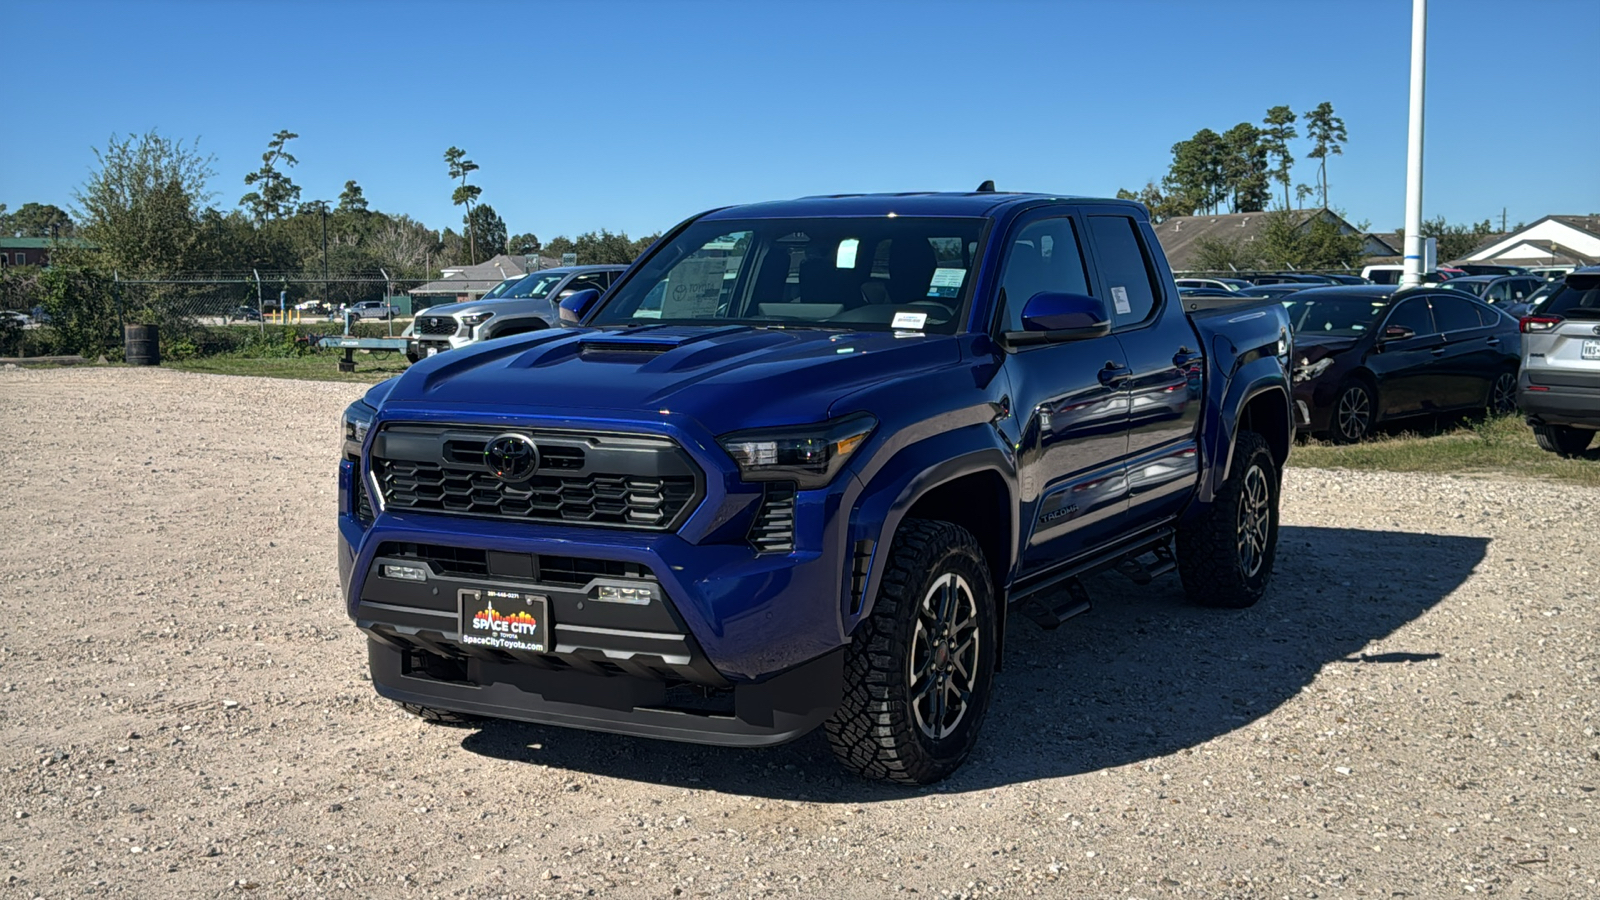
[1486,337,1501,346]
[1099,363,1132,388]
[1430,347,1446,356]
[1172,349,1201,368]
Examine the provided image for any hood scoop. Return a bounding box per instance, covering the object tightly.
[577,325,755,361]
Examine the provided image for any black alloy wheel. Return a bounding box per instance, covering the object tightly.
[1488,371,1518,416]
[1331,380,1374,444]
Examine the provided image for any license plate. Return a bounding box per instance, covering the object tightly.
[457,588,549,653]
[426,346,438,357]
[1583,340,1600,361]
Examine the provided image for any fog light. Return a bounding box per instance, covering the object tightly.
[382,564,428,582]
[595,584,655,605]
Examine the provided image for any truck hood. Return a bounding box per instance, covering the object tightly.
[379,325,963,434]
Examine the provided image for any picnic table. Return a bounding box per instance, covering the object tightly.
[317,336,411,372]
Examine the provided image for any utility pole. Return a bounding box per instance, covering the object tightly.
[1401,0,1428,289]
[321,202,329,307]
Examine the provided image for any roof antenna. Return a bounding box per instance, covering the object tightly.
[975,180,995,193]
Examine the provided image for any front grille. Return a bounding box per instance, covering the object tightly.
[376,542,656,586]
[748,482,797,553]
[416,316,459,336]
[371,424,702,531]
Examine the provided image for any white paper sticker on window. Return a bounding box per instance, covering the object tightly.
[927,267,966,298]
[1111,285,1132,315]
[892,311,928,330]
[661,257,727,318]
[836,238,859,269]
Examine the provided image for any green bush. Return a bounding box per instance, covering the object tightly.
[38,267,121,359]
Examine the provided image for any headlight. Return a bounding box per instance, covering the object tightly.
[1293,357,1335,383]
[341,400,376,449]
[459,312,493,327]
[719,413,876,489]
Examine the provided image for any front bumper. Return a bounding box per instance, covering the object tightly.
[1292,380,1335,434]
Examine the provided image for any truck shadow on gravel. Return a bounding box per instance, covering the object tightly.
[460,525,1487,800]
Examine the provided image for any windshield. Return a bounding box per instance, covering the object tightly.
[590,217,986,333]
[503,273,567,300]
[1282,297,1388,335]
[1534,274,1600,318]
[482,278,519,299]
[1439,280,1488,297]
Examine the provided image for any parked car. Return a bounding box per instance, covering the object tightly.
[1249,273,1334,286]
[337,190,1295,784]
[1451,264,1530,276]
[1528,265,1575,281]
[228,306,263,322]
[1174,277,1251,292]
[1239,283,1313,300]
[1285,285,1521,442]
[346,300,399,321]
[410,265,626,357]
[1437,274,1545,317]
[1518,267,1600,456]
[1323,273,1371,285]
[0,309,32,327]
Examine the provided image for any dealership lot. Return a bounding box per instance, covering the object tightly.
[1,367,1596,899]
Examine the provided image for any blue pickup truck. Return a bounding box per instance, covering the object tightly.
[338,190,1294,784]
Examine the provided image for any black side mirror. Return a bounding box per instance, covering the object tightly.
[1005,292,1111,346]
[1381,324,1415,341]
[558,288,601,324]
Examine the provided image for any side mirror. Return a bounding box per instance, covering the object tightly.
[1381,324,1415,341]
[558,288,601,324]
[1005,292,1111,346]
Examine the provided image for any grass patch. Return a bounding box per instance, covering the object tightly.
[1290,414,1600,487]
[167,352,410,384]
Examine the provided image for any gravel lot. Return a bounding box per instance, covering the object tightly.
[2,366,1596,899]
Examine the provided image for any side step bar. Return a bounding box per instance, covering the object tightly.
[1009,526,1179,631]
[1019,578,1090,629]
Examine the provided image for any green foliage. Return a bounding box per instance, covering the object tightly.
[466,204,509,258]
[1400,217,1497,263]
[38,266,120,358]
[1302,101,1348,208]
[444,147,484,262]
[337,180,368,213]
[1221,123,1271,213]
[1163,128,1228,215]
[0,311,23,356]
[1256,209,1365,270]
[1260,105,1299,210]
[240,130,302,221]
[541,230,659,265]
[1190,236,1254,272]
[72,130,216,275]
[4,202,75,237]
[508,232,541,253]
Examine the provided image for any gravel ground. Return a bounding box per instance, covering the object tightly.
[1,366,1596,899]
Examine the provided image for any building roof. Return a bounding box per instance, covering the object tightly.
[410,253,562,296]
[1153,209,1395,272]
[0,236,95,249]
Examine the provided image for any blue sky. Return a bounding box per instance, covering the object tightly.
[3,0,1597,241]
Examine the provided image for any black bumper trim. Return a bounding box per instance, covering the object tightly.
[368,640,842,748]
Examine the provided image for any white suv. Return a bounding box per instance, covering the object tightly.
[1518,267,1600,456]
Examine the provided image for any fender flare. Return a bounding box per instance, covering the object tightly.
[1197,360,1292,508]
[845,424,1016,629]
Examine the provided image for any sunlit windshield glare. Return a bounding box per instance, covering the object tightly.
[589,217,985,333]
[1282,298,1388,335]
[505,274,566,299]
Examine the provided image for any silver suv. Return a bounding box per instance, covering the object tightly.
[1518,267,1600,456]
[410,265,627,358]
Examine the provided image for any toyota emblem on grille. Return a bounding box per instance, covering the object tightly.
[484,434,539,482]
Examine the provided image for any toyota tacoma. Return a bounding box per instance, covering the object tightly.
[338,190,1294,784]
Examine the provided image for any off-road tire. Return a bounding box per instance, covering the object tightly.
[1533,424,1594,457]
[824,519,997,785]
[394,701,482,727]
[1176,431,1279,609]
[1328,379,1375,444]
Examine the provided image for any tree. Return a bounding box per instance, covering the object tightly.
[1302,101,1348,209]
[1295,184,1315,209]
[466,204,508,259]
[1256,209,1366,270]
[1260,105,1298,210]
[337,180,368,213]
[540,229,653,265]
[508,232,541,254]
[1220,123,1271,213]
[444,147,482,263]
[6,202,75,237]
[369,215,440,278]
[1190,235,1255,272]
[1163,129,1228,216]
[1396,216,1496,263]
[72,129,216,274]
[240,130,301,221]
[1115,181,1187,223]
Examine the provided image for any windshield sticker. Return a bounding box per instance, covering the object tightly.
[1111,285,1132,315]
[661,257,727,318]
[836,238,859,269]
[927,267,966,299]
[892,311,928,330]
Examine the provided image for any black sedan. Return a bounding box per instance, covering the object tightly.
[1286,285,1521,442]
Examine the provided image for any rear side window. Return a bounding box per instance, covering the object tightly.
[1432,296,1485,332]
[1536,275,1600,317]
[1087,216,1161,329]
[1385,297,1435,335]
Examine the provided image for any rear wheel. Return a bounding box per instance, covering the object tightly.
[1532,424,1594,457]
[1176,431,1279,609]
[825,519,996,785]
[1329,380,1374,443]
[1487,371,1518,416]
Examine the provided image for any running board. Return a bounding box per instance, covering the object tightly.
[1115,544,1176,586]
[1019,578,1091,630]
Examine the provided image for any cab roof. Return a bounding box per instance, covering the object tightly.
[700,191,1146,221]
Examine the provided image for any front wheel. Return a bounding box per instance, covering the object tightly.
[1176,431,1280,609]
[825,519,996,785]
[1533,424,1594,457]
